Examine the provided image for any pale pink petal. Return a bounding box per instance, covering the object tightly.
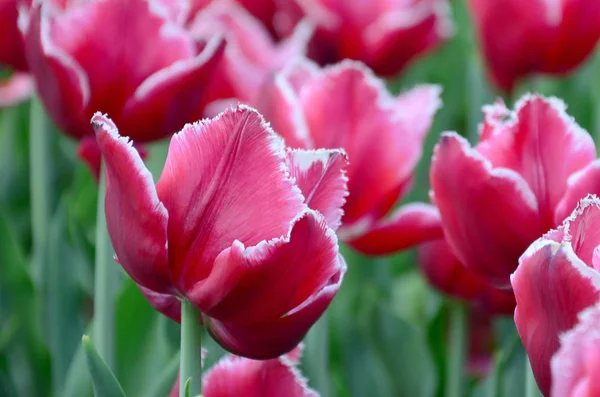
[347,203,444,255]
[299,60,437,226]
[156,106,306,293]
[93,113,173,294]
[476,95,596,230]
[189,210,340,324]
[394,84,443,142]
[555,160,600,225]
[551,302,600,397]
[0,73,32,107]
[431,132,542,287]
[512,198,600,396]
[200,353,318,397]
[286,149,348,230]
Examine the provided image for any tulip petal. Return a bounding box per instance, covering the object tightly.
[476,95,596,230]
[347,203,444,255]
[22,3,90,139]
[555,160,600,225]
[201,354,318,397]
[138,286,181,323]
[300,61,437,226]
[363,1,453,77]
[286,149,349,230]
[551,302,600,397]
[189,210,340,323]
[0,0,28,71]
[120,37,226,142]
[431,132,542,287]
[207,253,345,359]
[93,113,172,294]
[156,106,306,293]
[512,238,600,395]
[0,73,32,107]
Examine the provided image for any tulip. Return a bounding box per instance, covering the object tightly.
[20,0,225,176]
[255,59,443,255]
[551,302,600,397]
[512,195,600,395]
[276,0,453,77]
[431,94,598,288]
[93,106,347,359]
[418,239,515,315]
[468,0,600,91]
[169,347,317,397]
[188,0,311,115]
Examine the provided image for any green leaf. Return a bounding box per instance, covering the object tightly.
[183,378,191,397]
[82,335,126,397]
[145,352,180,397]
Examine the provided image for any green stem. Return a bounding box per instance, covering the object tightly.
[303,312,330,397]
[525,356,542,397]
[93,165,118,369]
[445,301,468,397]
[180,300,203,397]
[29,97,53,287]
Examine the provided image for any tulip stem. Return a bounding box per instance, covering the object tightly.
[445,301,467,397]
[525,356,542,397]
[303,312,330,397]
[93,165,118,369]
[29,97,53,287]
[180,299,203,397]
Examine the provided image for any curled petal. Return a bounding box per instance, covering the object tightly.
[512,239,600,395]
[347,203,444,255]
[0,73,32,107]
[189,210,340,324]
[431,132,542,287]
[551,302,600,397]
[476,95,596,230]
[156,106,306,293]
[93,113,172,294]
[138,286,181,323]
[286,148,349,230]
[207,253,345,359]
[119,37,226,142]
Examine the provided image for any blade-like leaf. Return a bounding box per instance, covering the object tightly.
[82,335,126,397]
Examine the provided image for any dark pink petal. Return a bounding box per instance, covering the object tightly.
[138,286,181,323]
[188,210,340,323]
[156,106,306,293]
[22,3,90,139]
[418,239,516,315]
[512,233,600,394]
[551,302,600,397]
[119,37,226,142]
[555,160,600,225]
[0,0,28,71]
[0,73,32,107]
[362,1,453,76]
[286,149,348,230]
[431,132,542,287]
[556,196,600,268]
[207,253,344,359]
[347,203,444,255]
[93,113,173,294]
[476,95,596,230]
[202,354,317,397]
[300,61,439,227]
[48,0,196,127]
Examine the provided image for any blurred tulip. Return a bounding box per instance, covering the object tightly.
[467,309,496,378]
[94,106,347,359]
[431,94,598,288]
[0,72,32,107]
[276,0,453,77]
[169,346,317,397]
[256,59,443,255]
[21,0,225,175]
[551,302,600,397]
[468,0,600,91]
[512,195,600,395]
[189,0,311,114]
[418,239,515,315]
